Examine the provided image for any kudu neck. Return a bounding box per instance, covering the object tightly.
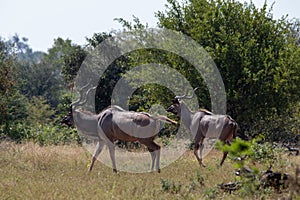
[71,108,100,136]
[179,101,194,130]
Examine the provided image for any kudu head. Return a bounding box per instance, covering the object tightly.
[166,87,199,116]
[60,107,74,127]
[60,81,96,127]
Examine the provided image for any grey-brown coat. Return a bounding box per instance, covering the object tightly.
[167,96,238,167]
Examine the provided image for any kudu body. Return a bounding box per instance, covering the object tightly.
[167,90,238,167]
[61,83,177,173]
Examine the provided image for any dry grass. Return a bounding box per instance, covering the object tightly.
[0,142,299,199]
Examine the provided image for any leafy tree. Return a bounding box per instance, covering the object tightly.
[0,39,17,131]
[86,32,113,48]
[116,17,209,113]
[8,34,45,63]
[154,0,300,138]
[16,37,84,108]
[17,61,63,107]
[0,35,86,142]
[52,38,87,84]
[0,40,15,97]
[26,96,55,125]
[0,37,31,140]
[83,32,130,112]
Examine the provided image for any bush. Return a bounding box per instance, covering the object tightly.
[0,122,30,142]
[250,140,281,164]
[160,178,182,194]
[0,122,80,145]
[28,124,80,146]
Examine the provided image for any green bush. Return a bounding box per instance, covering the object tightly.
[28,124,80,146]
[218,137,281,165]
[160,178,182,194]
[250,140,280,164]
[0,122,80,145]
[0,122,30,142]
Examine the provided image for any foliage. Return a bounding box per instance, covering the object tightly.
[218,137,281,166]
[84,32,131,112]
[27,124,80,146]
[1,91,29,124]
[17,61,62,107]
[55,92,73,120]
[0,36,80,144]
[15,37,67,108]
[0,40,15,96]
[155,0,300,138]
[0,122,29,142]
[0,38,20,134]
[250,139,281,165]
[0,122,79,145]
[160,178,182,194]
[216,137,296,196]
[60,40,86,84]
[25,96,55,125]
[220,137,252,157]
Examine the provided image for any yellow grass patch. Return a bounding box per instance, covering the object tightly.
[0,142,299,199]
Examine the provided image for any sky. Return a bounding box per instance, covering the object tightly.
[1,0,299,52]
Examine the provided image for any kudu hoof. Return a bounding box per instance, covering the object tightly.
[199,163,206,167]
[88,166,93,172]
[158,169,161,173]
[113,169,118,173]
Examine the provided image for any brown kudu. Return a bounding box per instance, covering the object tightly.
[61,83,177,173]
[166,88,238,167]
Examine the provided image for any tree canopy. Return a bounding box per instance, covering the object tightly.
[154,0,299,134]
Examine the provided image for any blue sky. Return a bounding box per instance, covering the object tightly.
[1,0,299,52]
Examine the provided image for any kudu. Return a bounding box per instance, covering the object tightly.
[61,83,177,173]
[166,88,238,167]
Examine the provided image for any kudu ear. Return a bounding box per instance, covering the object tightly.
[172,98,180,104]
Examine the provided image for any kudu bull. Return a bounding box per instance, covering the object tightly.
[167,88,238,167]
[61,83,177,173]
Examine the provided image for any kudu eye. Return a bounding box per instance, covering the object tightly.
[166,105,173,112]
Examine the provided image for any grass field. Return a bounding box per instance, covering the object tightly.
[0,142,299,199]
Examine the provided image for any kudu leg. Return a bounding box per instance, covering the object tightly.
[220,141,231,166]
[220,151,228,166]
[107,143,117,173]
[89,141,105,172]
[149,150,156,171]
[150,148,161,173]
[155,148,161,173]
[194,137,205,167]
[199,143,205,167]
[142,140,161,173]
[148,149,161,172]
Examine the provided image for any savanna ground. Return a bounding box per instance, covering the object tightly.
[0,141,299,200]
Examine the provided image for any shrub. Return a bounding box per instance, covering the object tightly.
[0,122,80,145]
[160,178,182,194]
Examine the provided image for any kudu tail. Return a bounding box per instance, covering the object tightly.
[226,116,238,142]
[153,115,177,125]
[233,122,238,139]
